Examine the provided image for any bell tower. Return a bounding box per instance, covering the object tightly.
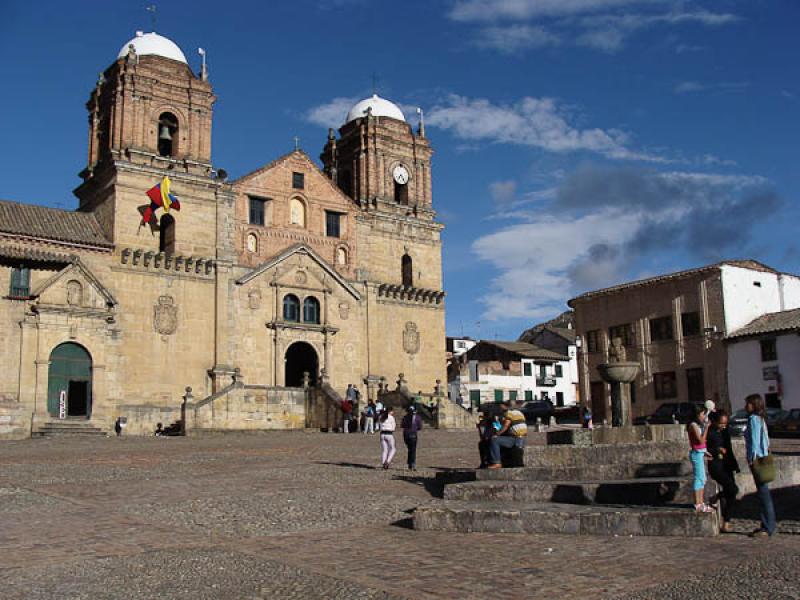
[74,32,227,257]
[321,95,434,221]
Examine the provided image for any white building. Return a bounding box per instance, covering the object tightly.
[726,308,800,412]
[451,340,575,409]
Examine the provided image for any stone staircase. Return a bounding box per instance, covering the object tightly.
[414,440,721,537]
[34,421,108,437]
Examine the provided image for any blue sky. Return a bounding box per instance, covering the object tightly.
[1,0,798,341]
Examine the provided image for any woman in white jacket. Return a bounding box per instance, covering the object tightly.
[379,407,396,470]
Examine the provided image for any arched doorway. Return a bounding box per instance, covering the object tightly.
[284,342,318,388]
[47,343,92,418]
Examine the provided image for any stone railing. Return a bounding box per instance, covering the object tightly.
[120,247,215,278]
[376,284,445,306]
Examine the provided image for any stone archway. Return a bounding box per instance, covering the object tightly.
[47,342,93,418]
[284,342,318,388]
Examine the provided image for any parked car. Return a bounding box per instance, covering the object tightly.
[521,399,555,424]
[633,402,701,426]
[729,409,749,437]
[766,408,788,428]
[770,408,800,437]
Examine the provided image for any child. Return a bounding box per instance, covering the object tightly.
[687,405,712,512]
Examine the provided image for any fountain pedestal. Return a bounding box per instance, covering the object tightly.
[597,361,640,428]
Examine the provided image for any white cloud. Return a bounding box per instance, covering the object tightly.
[449,0,659,22]
[305,96,358,129]
[426,94,665,162]
[489,180,518,205]
[472,166,779,320]
[474,24,561,53]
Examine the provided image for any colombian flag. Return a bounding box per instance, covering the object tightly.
[142,176,181,224]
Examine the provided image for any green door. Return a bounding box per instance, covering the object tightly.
[494,389,504,402]
[469,390,481,407]
[47,343,92,417]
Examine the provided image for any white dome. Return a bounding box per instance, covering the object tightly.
[345,94,405,123]
[117,32,188,64]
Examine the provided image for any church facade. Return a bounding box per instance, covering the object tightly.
[0,32,446,438]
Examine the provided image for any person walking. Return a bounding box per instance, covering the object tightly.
[707,410,740,532]
[342,384,356,433]
[379,407,396,469]
[745,394,777,537]
[363,401,376,434]
[401,405,423,471]
[687,404,713,513]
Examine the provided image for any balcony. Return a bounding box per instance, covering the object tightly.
[536,376,557,387]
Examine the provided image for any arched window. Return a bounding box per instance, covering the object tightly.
[159,214,176,254]
[283,294,300,322]
[395,181,409,205]
[336,247,348,266]
[402,254,413,287]
[246,233,258,253]
[303,296,320,324]
[289,197,306,227]
[157,112,178,157]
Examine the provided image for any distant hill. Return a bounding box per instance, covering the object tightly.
[518,310,575,343]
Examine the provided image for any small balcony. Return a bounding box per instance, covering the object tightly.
[536,376,557,387]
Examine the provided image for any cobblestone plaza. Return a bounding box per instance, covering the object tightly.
[1,431,798,599]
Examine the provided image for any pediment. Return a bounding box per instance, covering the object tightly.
[237,244,360,301]
[32,259,117,311]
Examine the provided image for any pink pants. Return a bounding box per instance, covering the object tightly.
[381,433,396,465]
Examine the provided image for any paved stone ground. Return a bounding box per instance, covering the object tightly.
[0,431,798,599]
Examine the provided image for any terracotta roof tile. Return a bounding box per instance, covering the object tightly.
[727,308,800,339]
[0,199,112,248]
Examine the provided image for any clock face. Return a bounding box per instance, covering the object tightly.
[393,165,410,185]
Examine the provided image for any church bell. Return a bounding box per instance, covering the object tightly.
[159,125,173,141]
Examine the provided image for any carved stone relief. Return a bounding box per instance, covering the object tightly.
[154,295,178,338]
[338,301,350,320]
[294,270,308,285]
[403,321,420,355]
[248,288,262,310]
[66,280,83,307]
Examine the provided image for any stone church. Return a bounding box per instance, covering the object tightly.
[0,31,449,438]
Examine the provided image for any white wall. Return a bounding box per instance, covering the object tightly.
[727,334,800,412]
[779,274,800,311]
[721,266,784,333]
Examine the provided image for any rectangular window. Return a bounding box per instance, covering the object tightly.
[523,362,532,377]
[292,172,305,189]
[554,364,563,378]
[325,211,342,238]
[686,367,704,404]
[649,316,674,342]
[654,371,678,400]
[681,312,701,337]
[524,390,533,401]
[586,330,601,353]
[469,390,481,406]
[248,196,266,226]
[608,323,634,348]
[9,266,30,297]
[539,364,547,378]
[509,391,518,402]
[760,338,777,362]
[494,389,503,402]
[556,392,564,407]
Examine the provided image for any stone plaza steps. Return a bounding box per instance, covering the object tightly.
[413,501,719,537]
[475,461,691,482]
[443,476,694,506]
[523,440,687,468]
[34,421,108,437]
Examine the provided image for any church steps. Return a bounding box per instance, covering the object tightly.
[413,501,719,537]
[34,421,108,437]
[475,461,691,482]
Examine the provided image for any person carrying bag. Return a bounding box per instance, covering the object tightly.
[744,394,776,537]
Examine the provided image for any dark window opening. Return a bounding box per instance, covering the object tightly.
[760,338,778,362]
[556,392,564,407]
[325,211,342,238]
[555,364,563,378]
[292,172,305,190]
[339,170,352,198]
[524,390,533,401]
[650,316,674,342]
[9,265,30,297]
[303,297,320,324]
[523,362,532,377]
[509,391,518,402]
[494,389,503,402]
[686,367,704,404]
[586,330,601,353]
[654,371,677,400]
[609,323,635,348]
[470,389,481,406]
[157,112,178,157]
[681,312,701,337]
[159,213,176,254]
[249,197,267,226]
[765,392,781,409]
[395,181,409,205]
[283,294,300,322]
[402,254,413,287]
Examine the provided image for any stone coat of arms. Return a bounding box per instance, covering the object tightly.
[403,322,420,355]
[154,295,178,336]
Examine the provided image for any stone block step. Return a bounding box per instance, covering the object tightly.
[524,441,687,468]
[34,422,107,437]
[413,501,719,537]
[476,461,691,482]
[444,477,694,506]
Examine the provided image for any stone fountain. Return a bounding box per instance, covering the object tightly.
[597,337,640,428]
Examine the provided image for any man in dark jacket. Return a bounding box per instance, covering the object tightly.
[707,410,740,532]
[401,405,423,471]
